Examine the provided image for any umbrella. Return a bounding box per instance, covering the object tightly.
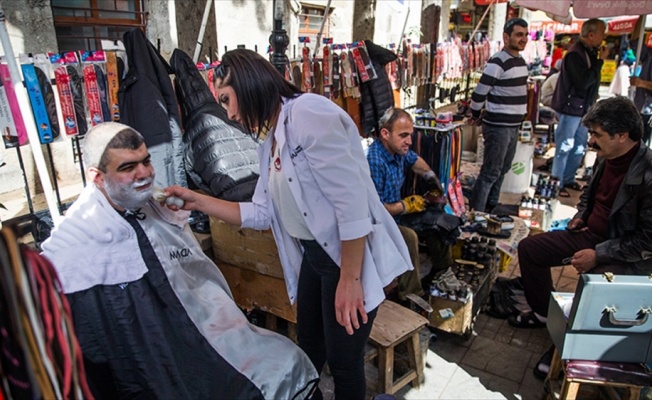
[515,0,652,19]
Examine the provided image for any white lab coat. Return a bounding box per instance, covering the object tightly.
[239,94,412,312]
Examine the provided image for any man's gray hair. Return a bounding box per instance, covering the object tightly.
[83,122,145,172]
[581,18,606,38]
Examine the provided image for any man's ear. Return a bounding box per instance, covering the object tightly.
[88,167,104,187]
[380,127,390,140]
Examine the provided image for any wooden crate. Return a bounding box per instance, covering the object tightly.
[428,295,474,337]
[210,217,283,279]
[210,217,296,323]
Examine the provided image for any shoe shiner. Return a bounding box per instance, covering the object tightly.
[42,122,319,399]
[510,96,652,329]
[366,107,456,301]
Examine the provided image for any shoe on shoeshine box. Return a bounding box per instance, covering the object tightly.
[547,274,652,364]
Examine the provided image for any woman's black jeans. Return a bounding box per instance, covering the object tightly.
[297,240,377,400]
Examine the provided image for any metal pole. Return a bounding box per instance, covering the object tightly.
[313,0,332,58]
[15,145,33,214]
[269,0,289,75]
[193,0,214,63]
[468,0,496,44]
[630,15,646,100]
[398,6,411,55]
[0,4,61,223]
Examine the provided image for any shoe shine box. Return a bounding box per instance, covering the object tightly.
[547,274,652,363]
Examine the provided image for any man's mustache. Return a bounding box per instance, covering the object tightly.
[589,143,601,151]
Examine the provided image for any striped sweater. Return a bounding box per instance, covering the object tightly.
[470,49,528,126]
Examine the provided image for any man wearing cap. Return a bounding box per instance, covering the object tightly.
[468,18,529,213]
[367,107,454,298]
[41,122,318,399]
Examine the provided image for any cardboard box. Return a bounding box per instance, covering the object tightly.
[547,274,652,363]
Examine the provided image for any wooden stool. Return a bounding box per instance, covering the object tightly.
[366,300,429,395]
[545,348,652,400]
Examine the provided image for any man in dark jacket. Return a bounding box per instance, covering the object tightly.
[510,96,652,329]
[550,18,608,196]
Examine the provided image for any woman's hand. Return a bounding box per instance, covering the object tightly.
[336,237,367,335]
[335,276,367,335]
[163,185,201,211]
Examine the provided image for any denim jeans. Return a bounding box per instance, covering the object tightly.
[470,123,519,212]
[297,240,377,400]
[551,113,588,187]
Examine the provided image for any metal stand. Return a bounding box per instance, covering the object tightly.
[45,143,63,214]
[269,0,289,75]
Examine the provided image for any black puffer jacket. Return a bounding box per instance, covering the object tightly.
[170,49,259,201]
[360,40,397,136]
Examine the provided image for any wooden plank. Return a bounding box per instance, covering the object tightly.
[210,217,285,279]
[218,262,297,323]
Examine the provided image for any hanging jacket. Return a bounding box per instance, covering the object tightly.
[119,28,186,188]
[360,40,397,136]
[169,49,259,201]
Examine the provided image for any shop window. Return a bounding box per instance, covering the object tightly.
[298,4,331,44]
[51,0,145,52]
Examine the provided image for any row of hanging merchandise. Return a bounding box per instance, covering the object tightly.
[0,217,94,400]
[0,49,126,215]
[401,112,465,216]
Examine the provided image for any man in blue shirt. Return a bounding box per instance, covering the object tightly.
[367,107,453,298]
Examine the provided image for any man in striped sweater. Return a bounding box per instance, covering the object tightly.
[469,18,529,212]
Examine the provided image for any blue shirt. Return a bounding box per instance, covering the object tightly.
[366,139,418,204]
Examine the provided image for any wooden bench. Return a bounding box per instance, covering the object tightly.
[366,300,429,395]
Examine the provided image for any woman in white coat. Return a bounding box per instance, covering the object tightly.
[165,49,412,399]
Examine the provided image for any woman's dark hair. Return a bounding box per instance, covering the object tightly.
[583,96,643,141]
[215,49,302,137]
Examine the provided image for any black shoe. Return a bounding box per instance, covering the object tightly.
[533,345,555,380]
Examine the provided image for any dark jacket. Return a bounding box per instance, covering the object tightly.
[169,49,259,201]
[119,28,186,187]
[360,40,397,136]
[575,142,652,273]
[551,40,603,116]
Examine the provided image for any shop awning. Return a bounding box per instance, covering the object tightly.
[607,16,639,35]
[515,0,652,19]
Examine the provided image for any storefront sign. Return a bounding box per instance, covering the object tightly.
[607,16,638,35]
[529,20,583,34]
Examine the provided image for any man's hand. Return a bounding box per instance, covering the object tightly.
[402,195,426,214]
[566,218,587,232]
[423,171,444,194]
[466,116,482,127]
[570,249,597,273]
